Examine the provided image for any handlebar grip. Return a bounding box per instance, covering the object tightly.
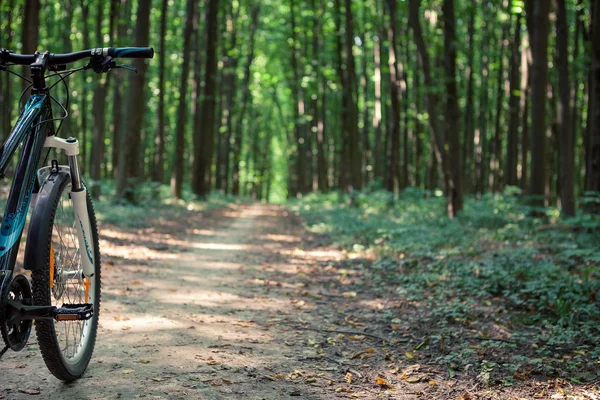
[108,47,154,59]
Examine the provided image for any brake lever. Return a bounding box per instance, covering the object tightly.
[86,56,115,73]
[114,64,137,73]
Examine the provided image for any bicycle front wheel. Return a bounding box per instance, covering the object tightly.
[29,173,101,381]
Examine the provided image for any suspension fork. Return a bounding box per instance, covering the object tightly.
[44,136,95,277]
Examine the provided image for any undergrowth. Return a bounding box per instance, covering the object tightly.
[93,181,242,228]
[292,188,600,383]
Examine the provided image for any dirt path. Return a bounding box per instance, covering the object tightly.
[3,204,593,400]
[2,204,348,399]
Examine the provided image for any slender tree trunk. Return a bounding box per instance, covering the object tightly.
[217,6,239,193]
[442,0,463,213]
[385,0,401,194]
[116,0,151,201]
[360,27,371,185]
[520,29,531,191]
[409,0,461,217]
[289,0,305,195]
[315,0,328,192]
[112,0,129,179]
[572,0,585,190]
[527,0,551,206]
[506,13,521,187]
[170,0,196,198]
[414,50,423,188]
[232,6,259,196]
[373,32,384,185]
[490,23,507,193]
[463,3,476,192]
[90,0,117,198]
[344,0,361,191]
[152,0,168,183]
[555,0,575,215]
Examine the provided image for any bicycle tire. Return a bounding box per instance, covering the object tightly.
[30,175,101,381]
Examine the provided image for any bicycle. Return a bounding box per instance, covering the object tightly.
[0,46,153,381]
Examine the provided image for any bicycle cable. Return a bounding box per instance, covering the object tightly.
[4,64,80,136]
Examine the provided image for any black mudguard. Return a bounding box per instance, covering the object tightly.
[24,171,70,271]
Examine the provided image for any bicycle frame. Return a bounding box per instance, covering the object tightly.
[0,94,95,302]
[0,94,53,290]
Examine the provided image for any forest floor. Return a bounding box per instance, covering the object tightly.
[1,201,599,399]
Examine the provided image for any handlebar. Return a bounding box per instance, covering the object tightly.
[0,47,154,66]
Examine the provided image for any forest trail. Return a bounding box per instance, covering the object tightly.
[2,204,592,399]
[3,204,354,400]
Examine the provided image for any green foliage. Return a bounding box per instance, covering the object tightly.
[293,189,600,378]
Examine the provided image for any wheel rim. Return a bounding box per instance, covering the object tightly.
[50,184,96,365]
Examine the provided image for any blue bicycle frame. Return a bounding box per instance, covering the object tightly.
[0,94,53,291]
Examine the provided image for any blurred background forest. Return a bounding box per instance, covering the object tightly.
[0,0,598,218]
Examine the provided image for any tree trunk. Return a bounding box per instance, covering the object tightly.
[289,0,306,196]
[442,0,463,214]
[152,0,168,183]
[112,0,129,179]
[409,0,461,217]
[116,0,151,201]
[489,23,507,193]
[169,0,196,198]
[344,0,361,191]
[232,6,259,196]
[90,0,117,198]
[554,0,575,215]
[217,5,239,193]
[385,0,401,194]
[520,29,531,191]
[463,2,476,192]
[315,0,328,192]
[373,31,384,186]
[527,0,551,206]
[506,12,521,187]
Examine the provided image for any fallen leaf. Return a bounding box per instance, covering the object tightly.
[130,281,143,285]
[304,377,317,384]
[391,324,402,330]
[121,369,134,374]
[18,389,41,395]
[351,348,374,359]
[207,360,218,365]
[345,372,353,384]
[345,316,365,327]
[406,377,420,383]
[405,351,414,359]
[343,292,357,298]
[375,377,393,389]
[348,335,365,341]
[263,373,283,381]
[121,326,132,331]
